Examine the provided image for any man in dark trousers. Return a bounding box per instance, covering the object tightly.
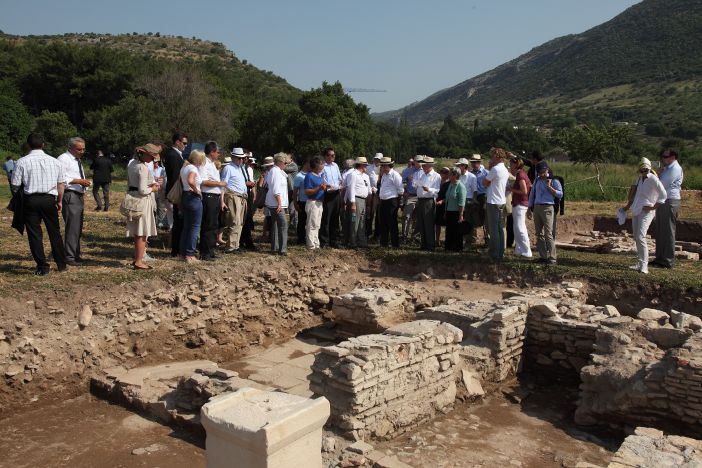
[320,147,342,248]
[163,132,188,257]
[11,133,68,275]
[90,150,113,211]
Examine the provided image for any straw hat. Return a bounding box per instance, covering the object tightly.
[469,154,482,162]
[373,153,383,160]
[262,156,274,167]
[639,157,652,170]
[230,147,245,157]
[455,158,470,166]
[354,156,369,165]
[422,156,435,164]
[379,157,394,165]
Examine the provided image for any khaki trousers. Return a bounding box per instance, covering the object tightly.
[223,192,247,250]
[533,204,556,260]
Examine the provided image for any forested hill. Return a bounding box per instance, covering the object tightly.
[0,32,302,156]
[376,0,702,128]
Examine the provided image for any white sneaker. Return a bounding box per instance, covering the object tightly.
[143,253,156,262]
[640,268,649,275]
[629,264,640,271]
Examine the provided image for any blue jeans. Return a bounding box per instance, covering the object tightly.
[486,203,505,259]
[180,191,203,257]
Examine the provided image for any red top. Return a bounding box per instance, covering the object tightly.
[512,170,531,207]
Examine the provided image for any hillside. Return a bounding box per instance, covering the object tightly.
[377,0,702,131]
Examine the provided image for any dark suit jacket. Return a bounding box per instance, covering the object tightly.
[163,147,184,193]
[90,156,113,184]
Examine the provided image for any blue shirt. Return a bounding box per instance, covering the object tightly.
[304,172,325,201]
[321,161,342,189]
[658,160,683,200]
[528,177,563,208]
[471,165,489,196]
[3,159,15,176]
[293,171,308,202]
[221,162,247,194]
[401,166,420,195]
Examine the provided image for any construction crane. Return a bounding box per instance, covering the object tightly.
[344,88,387,93]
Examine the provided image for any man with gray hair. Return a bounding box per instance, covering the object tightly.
[265,152,291,255]
[58,137,91,265]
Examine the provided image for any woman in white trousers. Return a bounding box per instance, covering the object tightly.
[509,156,532,258]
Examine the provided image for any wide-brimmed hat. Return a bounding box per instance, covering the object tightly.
[248,157,257,165]
[415,155,425,163]
[231,147,245,157]
[639,157,652,170]
[137,143,161,155]
[469,154,482,162]
[262,156,274,167]
[379,157,394,165]
[373,153,383,160]
[422,157,435,164]
[354,156,369,165]
[455,158,470,166]
[223,156,232,163]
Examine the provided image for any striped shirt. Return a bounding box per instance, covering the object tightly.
[11,150,65,196]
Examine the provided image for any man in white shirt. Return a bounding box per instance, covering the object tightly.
[377,156,404,248]
[482,148,510,260]
[366,153,383,239]
[221,148,249,253]
[320,147,343,248]
[653,148,684,269]
[57,137,91,266]
[413,156,442,250]
[344,157,371,248]
[12,134,69,275]
[455,158,478,201]
[199,142,227,260]
[265,152,291,255]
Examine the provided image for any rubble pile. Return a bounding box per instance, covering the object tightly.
[91,360,271,427]
[608,427,702,468]
[557,230,701,261]
[328,287,412,338]
[576,309,702,435]
[310,320,462,440]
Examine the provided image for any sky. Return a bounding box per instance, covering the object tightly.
[1,0,641,113]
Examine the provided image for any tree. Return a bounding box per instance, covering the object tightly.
[0,83,33,153]
[33,110,78,156]
[555,124,630,194]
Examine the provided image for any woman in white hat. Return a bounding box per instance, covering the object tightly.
[623,157,667,274]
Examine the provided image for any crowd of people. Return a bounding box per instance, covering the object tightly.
[7,132,684,276]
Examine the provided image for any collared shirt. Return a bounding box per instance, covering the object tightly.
[199,158,222,194]
[471,165,489,196]
[459,172,477,200]
[221,162,247,194]
[402,166,420,195]
[658,160,683,200]
[485,162,509,205]
[367,164,380,191]
[265,166,289,208]
[632,173,667,216]
[58,151,86,193]
[528,176,564,208]
[304,172,325,201]
[379,169,404,200]
[246,166,255,182]
[346,169,371,203]
[413,169,442,199]
[180,164,202,192]
[11,149,65,196]
[321,161,342,190]
[341,168,354,189]
[293,171,308,202]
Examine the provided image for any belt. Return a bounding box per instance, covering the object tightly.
[535,203,554,206]
[66,189,84,195]
[418,197,435,201]
[226,191,246,197]
[380,196,400,201]
[202,193,220,198]
[355,196,367,200]
[26,193,56,197]
[128,186,138,191]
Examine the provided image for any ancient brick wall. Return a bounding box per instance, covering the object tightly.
[329,288,411,338]
[310,320,462,440]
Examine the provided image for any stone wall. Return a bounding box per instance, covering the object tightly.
[576,310,702,436]
[329,288,411,338]
[310,320,462,440]
[525,302,619,376]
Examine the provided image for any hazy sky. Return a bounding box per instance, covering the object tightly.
[1,0,641,112]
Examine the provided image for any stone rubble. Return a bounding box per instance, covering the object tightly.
[328,288,412,338]
[557,230,701,261]
[608,427,702,468]
[311,320,462,440]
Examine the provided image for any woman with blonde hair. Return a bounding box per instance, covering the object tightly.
[127,144,160,269]
[179,149,206,262]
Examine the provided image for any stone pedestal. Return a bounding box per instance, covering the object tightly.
[200,388,330,468]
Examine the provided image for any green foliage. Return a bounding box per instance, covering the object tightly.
[0,82,33,153]
[33,110,78,156]
[555,124,631,165]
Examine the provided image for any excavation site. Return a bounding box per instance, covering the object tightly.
[1,221,701,468]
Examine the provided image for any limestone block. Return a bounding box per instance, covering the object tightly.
[201,388,330,468]
[637,308,670,323]
[532,301,559,317]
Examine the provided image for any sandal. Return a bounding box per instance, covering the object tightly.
[133,264,153,270]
